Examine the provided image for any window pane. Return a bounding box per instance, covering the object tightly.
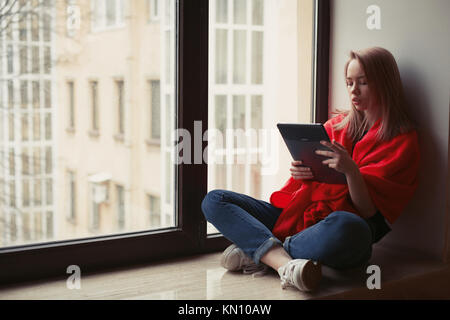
[150,80,161,140]
[116,80,124,134]
[208,0,315,234]
[215,29,228,84]
[251,31,263,84]
[233,0,247,24]
[233,30,246,84]
[0,0,177,248]
[252,0,264,25]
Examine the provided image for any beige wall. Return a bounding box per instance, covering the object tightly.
[54,0,163,239]
[329,0,450,259]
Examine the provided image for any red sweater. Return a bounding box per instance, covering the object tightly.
[270,115,420,241]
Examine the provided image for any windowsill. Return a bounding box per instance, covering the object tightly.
[91,24,126,34]
[88,130,100,139]
[146,138,161,147]
[0,245,447,299]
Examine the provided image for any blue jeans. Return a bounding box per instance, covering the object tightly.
[201,189,373,270]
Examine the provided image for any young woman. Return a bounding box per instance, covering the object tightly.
[201,47,420,292]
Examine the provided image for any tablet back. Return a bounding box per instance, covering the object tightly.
[277,123,347,184]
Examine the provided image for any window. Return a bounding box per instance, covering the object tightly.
[90,81,99,132]
[32,46,39,74]
[116,185,125,229]
[67,171,76,221]
[148,0,160,22]
[32,81,40,108]
[45,113,52,140]
[67,81,75,129]
[0,0,327,285]
[44,80,51,109]
[207,0,316,234]
[20,46,28,74]
[91,200,100,230]
[116,80,125,136]
[92,0,125,31]
[9,148,15,176]
[148,194,161,227]
[149,80,161,141]
[21,81,28,109]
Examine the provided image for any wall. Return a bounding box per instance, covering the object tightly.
[329,0,450,259]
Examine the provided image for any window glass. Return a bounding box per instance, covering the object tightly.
[207,0,315,234]
[0,0,176,248]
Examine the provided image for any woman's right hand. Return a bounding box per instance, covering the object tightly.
[290,161,314,180]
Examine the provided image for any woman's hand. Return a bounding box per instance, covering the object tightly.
[315,140,358,176]
[290,160,314,180]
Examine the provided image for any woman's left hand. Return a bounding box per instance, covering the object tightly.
[315,140,358,176]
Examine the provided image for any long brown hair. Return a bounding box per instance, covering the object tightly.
[333,47,415,142]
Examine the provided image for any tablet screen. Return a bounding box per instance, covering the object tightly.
[277,123,347,184]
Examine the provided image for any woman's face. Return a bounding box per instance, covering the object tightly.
[346,59,376,115]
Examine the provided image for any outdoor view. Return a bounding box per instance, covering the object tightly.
[0,0,314,247]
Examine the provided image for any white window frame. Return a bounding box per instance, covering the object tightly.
[208,0,266,197]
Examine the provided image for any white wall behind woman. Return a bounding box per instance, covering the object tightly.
[328,0,450,260]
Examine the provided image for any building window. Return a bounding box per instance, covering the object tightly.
[21,114,29,141]
[22,212,30,241]
[67,171,76,221]
[116,185,125,229]
[32,46,39,74]
[45,113,52,140]
[46,211,53,239]
[22,148,29,175]
[20,46,28,74]
[67,81,75,129]
[20,81,28,109]
[116,80,125,135]
[148,0,160,22]
[46,178,53,205]
[23,180,30,207]
[32,81,40,108]
[44,80,51,109]
[91,201,100,231]
[148,194,161,228]
[34,212,43,240]
[8,80,14,109]
[45,147,52,174]
[90,81,99,132]
[149,80,161,141]
[44,47,51,74]
[34,179,42,206]
[33,113,41,140]
[7,45,14,74]
[91,0,125,31]
[9,148,15,176]
[10,214,18,243]
[33,147,41,175]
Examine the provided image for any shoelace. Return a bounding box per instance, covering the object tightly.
[279,260,298,289]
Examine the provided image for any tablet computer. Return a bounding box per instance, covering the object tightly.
[277,123,347,184]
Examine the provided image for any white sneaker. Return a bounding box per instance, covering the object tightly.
[220,244,268,276]
[277,259,322,292]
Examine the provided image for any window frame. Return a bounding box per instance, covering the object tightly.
[0,0,330,285]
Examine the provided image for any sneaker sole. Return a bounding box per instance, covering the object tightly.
[300,260,322,292]
[220,244,242,271]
